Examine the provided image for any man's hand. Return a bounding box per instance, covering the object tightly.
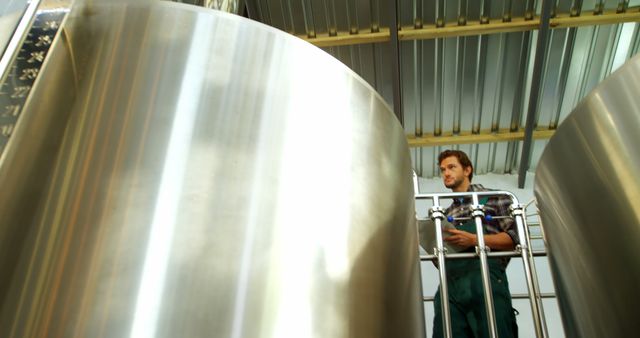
[444,229,477,249]
[444,229,516,251]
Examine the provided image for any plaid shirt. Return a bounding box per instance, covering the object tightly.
[445,184,519,266]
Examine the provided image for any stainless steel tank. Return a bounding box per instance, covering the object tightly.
[535,55,640,337]
[0,1,424,337]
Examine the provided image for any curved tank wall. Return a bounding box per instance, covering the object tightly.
[0,2,424,337]
[534,55,640,337]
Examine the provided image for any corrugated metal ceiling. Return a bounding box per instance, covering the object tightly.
[180,0,640,186]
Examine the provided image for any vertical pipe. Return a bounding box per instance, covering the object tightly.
[283,0,296,33]
[570,0,584,17]
[370,0,380,90]
[506,30,532,172]
[457,0,467,25]
[575,26,599,106]
[261,0,272,24]
[600,25,622,81]
[480,0,490,24]
[517,0,553,189]
[414,41,423,137]
[525,0,536,20]
[503,0,513,22]
[453,1,466,135]
[627,23,640,59]
[491,35,507,132]
[616,0,630,13]
[387,0,403,125]
[370,0,380,33]
[594,0,604,15]
[434,37,444,136]
[490,0,514,132]
[436,0,445,27]
[509,200,548,338]
[414,0,423,137]
[551,28,576,129]
[301,0,316,38]
[243,0,259,19]
[452,36,464,136]
[472,35,487,135]
[323,0,336,36]
[346,0,358,35]
[521,210,550,338]
[429,200,453,338]
[472,0,491,134]
[471,194,498,338]
[414,0,423,28]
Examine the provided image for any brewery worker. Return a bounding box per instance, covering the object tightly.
[433,149,518,338]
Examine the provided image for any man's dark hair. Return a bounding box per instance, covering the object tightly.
[438,149,474,181]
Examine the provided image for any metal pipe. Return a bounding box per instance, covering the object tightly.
[551,28,577,129]
[503,0,513,22]
[570,0,584,17]
[414,40,423,136]
[480,0,490,24]
[491,34,507,132]
[436,0,445,27]
[512,204,548,338]
[420,249,549,261]
[521,207,550,337]
[506,29,532,172]
[453,36,465,135]
[472,35,487,134]
[346,0,358,34]
[434,37,444,136]
[387,0,403,125]
[425,292,557,302]
[600,24,622,81]
[301,0,315,38]
[203,0,240,13]
[628,23,640,60]
[518,0,554,188]
[430,199,453,338]
[457,0,468,25]
[370,0,379,32]
[575,26,600,105]
[471,194,498,338]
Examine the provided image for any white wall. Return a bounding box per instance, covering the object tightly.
[416,173,565,338]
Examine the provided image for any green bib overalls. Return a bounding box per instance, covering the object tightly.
[432,200,518,338]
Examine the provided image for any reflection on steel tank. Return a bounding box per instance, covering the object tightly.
[0,1,425,337]
[535,55,640,338]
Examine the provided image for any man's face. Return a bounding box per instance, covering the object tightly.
[439,156,471,190]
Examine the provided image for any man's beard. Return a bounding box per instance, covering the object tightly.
[445,177,464,189]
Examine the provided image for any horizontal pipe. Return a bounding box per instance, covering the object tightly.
[420,249,547,261]
[423,292,556,302]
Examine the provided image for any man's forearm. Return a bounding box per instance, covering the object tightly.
[482,232,515,251]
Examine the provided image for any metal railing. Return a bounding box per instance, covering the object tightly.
[414,172,549,338]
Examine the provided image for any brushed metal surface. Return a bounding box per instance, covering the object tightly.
[534,55,640,338]
[0,2,424,338]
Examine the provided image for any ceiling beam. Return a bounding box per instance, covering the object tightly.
[399,17,539,40]
[299,9,640,47]
[296,28,390,47]
[407,129,555,147]
[550,10,640,29]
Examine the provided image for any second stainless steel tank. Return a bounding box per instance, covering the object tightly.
[535,56,640,337]
[0,2,424,337]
